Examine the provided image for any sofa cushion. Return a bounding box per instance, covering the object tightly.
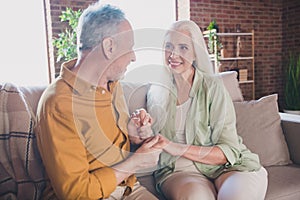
[121,81,149,114]
[280,113,300,165]
[217,71,244,102]
[265,165,300,200]
[233,94,291,167]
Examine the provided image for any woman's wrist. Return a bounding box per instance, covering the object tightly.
[167,142,189,157]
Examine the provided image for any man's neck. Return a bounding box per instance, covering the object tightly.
[98,79,110,91]
[72,54,110,90]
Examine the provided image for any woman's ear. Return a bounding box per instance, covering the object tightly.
[102,37,115,59]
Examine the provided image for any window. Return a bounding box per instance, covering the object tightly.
[100,0,176,83]
[0,1,48,86]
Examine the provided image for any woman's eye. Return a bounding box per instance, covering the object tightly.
[180,46,188,50]
[165,44,172,50]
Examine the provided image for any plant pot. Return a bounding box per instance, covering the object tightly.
[283,109,300,115]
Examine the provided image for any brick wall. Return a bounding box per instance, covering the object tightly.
[283,0,300,56]
[190,0,300,109]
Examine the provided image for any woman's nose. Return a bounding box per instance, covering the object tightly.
[170,50,178,58]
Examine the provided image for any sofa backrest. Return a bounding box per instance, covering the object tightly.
[20,86,47,115]
[121,70,244,114]
[14,70,243,116]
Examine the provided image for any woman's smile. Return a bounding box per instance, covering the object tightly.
[168,59,183,68]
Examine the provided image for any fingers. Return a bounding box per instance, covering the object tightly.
[137,124,153,139]
[129,117,140,128]
[139,109,146,122]
[144,136,155,143]
[142,113,152,125]
[142,135,159,148]
[130,108,152,127]
[138,109,152,125]
[130,108,145,119]
[130,111,141,127]
[128,135,144,145]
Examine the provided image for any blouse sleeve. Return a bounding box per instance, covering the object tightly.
[208,78,241,166]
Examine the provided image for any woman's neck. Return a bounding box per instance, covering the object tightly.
[174,67,195,105]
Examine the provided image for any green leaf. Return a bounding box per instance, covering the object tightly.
[285,53,300,110]
[52,7,82,62]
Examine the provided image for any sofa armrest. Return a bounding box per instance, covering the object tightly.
[280,112,300,165]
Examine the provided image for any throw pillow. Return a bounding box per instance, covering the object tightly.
[233,94,291,167]
[218,71,244,102]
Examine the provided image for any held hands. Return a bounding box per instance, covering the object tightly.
[152,134,188,157]
[132,135,163,169]
[112,135,163,183]
[128,108,154,145]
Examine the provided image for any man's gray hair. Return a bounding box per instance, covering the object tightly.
[77,3,126,53]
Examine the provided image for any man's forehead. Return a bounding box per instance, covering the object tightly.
[113,20,134,39]
[119,20,132,31]
[118,20,133,34]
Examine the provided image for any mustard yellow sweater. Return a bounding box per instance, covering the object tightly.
[35,59,135,199]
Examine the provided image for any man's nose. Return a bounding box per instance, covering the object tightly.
[131,50,136,62]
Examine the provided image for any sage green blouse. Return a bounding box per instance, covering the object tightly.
[151,69,261,191]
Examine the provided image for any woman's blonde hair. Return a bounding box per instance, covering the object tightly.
[165,20,214,75]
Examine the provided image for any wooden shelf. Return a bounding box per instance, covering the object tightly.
[219,57,254,61]
[204,29,255,99]
[239,80,254,84]
[217,32,253,36]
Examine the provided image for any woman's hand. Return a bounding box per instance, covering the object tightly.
[153,134,189,157]
[154,134,227,165]
[127,108,154,145]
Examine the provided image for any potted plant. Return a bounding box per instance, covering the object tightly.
[284,53,300,115]
[52,7,82,62]
[206,19,222,55]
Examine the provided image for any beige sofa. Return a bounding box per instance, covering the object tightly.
[1,71,300,199]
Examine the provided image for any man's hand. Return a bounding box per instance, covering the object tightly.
[112,135,162,184]
[131,135,163,169]
[128,108,154,145]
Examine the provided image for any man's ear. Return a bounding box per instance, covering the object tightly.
[102,37,115,59]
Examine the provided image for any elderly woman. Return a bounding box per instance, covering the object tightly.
[149,20,268,200]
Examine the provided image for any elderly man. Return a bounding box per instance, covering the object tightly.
[35,2,161,199]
